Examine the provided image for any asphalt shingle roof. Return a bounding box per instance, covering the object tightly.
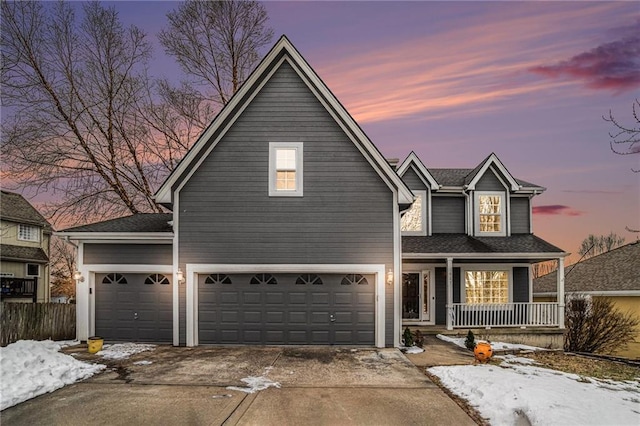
[402,234,564,255]
[0,244,49,263]
[0,191,52,231]
[425,169,539,188]
[534,241,640,294]
[60,213,173,233]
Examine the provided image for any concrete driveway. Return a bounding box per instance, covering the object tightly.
[1,346,475,425]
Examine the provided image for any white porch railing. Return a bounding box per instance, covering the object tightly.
[450,302,559,328]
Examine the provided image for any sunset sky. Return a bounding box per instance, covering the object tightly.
[26,2,640,259]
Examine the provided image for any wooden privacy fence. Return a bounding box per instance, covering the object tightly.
[1,303,76,346]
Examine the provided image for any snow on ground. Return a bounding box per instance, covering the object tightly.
[429,356,640,426]
[96,343,156,360]
[401,346,425,354]
[226,376,282,394]
[0,340,105,411]
[437,334,543,351]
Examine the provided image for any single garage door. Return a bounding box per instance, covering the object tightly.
[95,273,172,342]
[198,273,376,345]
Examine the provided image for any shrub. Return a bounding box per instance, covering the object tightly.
[403,327,414,347]
[564,294,640,354]
[464,330,476,351]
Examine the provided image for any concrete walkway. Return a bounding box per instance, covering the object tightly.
[1,346,476,425]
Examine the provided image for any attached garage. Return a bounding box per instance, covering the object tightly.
[196,272,376,345]
[95,273,173,343]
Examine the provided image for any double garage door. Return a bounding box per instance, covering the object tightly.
[95,272,376,345]
[198,273,376,345]
[95,273,172,343]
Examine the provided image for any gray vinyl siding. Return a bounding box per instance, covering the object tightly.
[178,61,395,345]
[513,267,530,303]
[435,267,461,325]
[510,197,530,234]
[83,244,172,265]
[431,197,465,233]
[475,169,506,191]
[401,167,428,191]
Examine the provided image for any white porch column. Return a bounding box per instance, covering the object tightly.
[446,257,453,330]
[557,257,565,328]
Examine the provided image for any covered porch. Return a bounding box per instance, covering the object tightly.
[401,235,568,331]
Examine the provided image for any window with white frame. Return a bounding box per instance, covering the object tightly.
[475,192,505,236]
[26,263,40,277]
[464,270,508,304]
[18,224,40,242]
[269,142,303,196]
[401,191,427,235]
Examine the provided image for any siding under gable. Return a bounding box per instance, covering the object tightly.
[401,167,428,191]
[475,169,506,192]
[177,60,395,345]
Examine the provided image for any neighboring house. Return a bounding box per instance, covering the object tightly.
[58,36,566,347]
[534,241,640,358]
[0,190,52,303]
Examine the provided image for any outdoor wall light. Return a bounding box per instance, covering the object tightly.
[176,268,185,284]
[386,269,393,285]
[73,271,84,282]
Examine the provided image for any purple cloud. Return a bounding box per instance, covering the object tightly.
[530,24,640,92]
[532,205,584,217]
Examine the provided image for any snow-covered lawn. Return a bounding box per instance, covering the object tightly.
[430,336,640,425]
[0,340,105,411]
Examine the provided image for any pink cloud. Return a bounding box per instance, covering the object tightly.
[530,22,640,92]
[532,205,584,216]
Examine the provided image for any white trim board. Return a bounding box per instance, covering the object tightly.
[184,263,386,348]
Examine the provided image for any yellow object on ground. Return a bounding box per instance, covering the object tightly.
[474,342,493,363]
[87,337,104,354]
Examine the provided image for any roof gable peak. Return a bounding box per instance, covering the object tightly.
[465,153,520,191]
[397,152,439,190]
[154,35,412,205]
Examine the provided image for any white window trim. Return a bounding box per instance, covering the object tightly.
[401,190,427,236]
[25,263,41,277]
[18,224,41,242]
[269,142,304,197]
[474,191,506,236]
[461,265,512,304]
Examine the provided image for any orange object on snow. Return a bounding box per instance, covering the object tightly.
[474,342,493,363]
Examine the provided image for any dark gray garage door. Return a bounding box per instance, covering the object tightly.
[198,273,375,345]
[95,273,172,342]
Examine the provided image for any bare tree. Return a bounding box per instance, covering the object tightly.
[531,261,557,279]
[159,0,273,107]
[50,237,76,301]
[605,99,640,172]
[1,1,168,224]
[578,232,625,259]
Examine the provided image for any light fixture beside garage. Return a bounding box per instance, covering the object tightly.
[386,269,393,285]
[73,271,84,282]
[176,268,185,284]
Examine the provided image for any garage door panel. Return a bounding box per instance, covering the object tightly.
[198,273,375,345]
[95,273,172,343]
[243,311,262,323]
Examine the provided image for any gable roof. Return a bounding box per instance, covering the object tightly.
[396,152,439,190]
[464,153,521,191]
[0,191,52,231]
[534,241,640,294]
[59,213,173,234]
[154,35,413,206]
[427,168,540,189]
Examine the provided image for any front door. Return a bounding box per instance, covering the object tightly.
[402,270,435,323]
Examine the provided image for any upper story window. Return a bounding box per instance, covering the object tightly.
[269,142,303,197]
[18,224,40,242]
[401,191,427,235]
[475,192,506,236]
